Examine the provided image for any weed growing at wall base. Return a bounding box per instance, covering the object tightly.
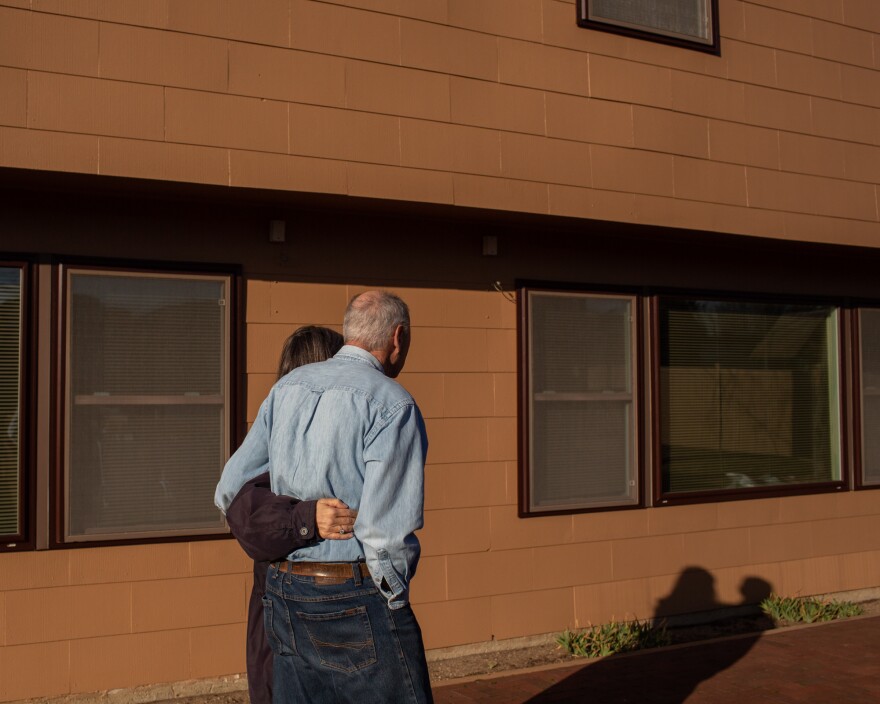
[760,594,864,625]
[557,618,671,658]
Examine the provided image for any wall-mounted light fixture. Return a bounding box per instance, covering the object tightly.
[269,220,286,243]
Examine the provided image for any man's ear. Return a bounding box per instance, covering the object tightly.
[392,324,405,351]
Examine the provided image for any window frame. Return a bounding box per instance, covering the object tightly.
[852,307,880,492]
[0,259,35,551]
[650,294,849,507]
[519,283,854,518]
[52,260,240,548]
[518,284,645,518]
[577,0,721,55]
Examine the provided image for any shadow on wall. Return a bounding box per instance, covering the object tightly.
[525,567,774,704]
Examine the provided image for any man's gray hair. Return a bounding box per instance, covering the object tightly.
[343,290,410,350]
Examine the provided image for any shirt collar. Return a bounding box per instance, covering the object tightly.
[334,344,384,373]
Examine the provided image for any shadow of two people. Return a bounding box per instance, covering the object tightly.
[526,567,774,704]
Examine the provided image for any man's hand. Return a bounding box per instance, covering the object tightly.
[316,498,358,540]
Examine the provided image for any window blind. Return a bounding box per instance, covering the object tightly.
[0,268,21,536]
[859,309,880,485]
[589,0,711,42]
[660,299,840,494]
[527,292,637,510]
[66,271,229,540]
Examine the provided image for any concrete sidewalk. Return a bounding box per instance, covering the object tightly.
[432,615,880,703]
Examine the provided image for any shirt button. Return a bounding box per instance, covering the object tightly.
[299,527,308,536]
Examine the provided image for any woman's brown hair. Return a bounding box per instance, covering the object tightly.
[277,325,344,379]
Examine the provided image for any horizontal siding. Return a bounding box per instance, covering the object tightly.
[2,283,880,698]
[0,1,877,244]
[3,2,880,697]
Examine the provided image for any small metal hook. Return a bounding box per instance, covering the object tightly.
[493,281,516,304]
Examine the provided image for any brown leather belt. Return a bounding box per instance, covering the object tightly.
[274,561,370,579]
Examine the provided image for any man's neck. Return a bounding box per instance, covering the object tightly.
[347,342,390,376]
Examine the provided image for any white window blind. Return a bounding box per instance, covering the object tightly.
[659,299,841,494]
[0,268,21,537]
[589,0,710,42]
[65,270,230,541]
[527,291,638,511]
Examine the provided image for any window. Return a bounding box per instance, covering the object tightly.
[0,266,24,540]
[521,290,640,514]
[520,286,848,516]
[857,308,880,487]
[657,298,841,500]
[577,0,720,54]
[62,268,232,542]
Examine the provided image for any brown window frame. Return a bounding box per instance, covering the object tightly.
[651,294,848,507]
[518,285,645,517]
[0,260,35,552]
[519,284,854,517]
[853,307,880,492]
[52,260,240,548]
[577,0,721,55]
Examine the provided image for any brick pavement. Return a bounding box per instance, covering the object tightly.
[432,615,880,704]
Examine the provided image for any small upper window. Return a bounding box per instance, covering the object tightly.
[578,0,720,54]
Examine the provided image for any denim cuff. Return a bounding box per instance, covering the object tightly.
[376,549,408,607]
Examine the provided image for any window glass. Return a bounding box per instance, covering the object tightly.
[65,270,230,541]
[0,267,22,537]
[858,309,880,486]
[579,0,718,52]
[659,299,841,495]
[526,291,638,512]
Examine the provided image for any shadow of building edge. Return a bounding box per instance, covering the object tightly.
[524,566,775,704]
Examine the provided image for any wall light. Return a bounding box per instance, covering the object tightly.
[269,220,286,243]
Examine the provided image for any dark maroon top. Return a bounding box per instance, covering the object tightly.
[225,472,317,704]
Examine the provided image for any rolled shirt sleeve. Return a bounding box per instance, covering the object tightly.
[355,401,428,609]
[215,395,273,513]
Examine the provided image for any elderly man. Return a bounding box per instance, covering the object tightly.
[215,290,432,704]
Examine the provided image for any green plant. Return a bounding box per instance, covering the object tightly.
[760,594,864,625]
[557,618,670,659]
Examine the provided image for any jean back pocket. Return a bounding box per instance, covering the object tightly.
[296,606,377,674]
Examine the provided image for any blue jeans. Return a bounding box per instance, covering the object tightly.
[263,563,433,704]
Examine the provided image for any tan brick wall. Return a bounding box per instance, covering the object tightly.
[0,541,250,701]
[241,282,880,656]
[0,0,877,245]
[3,1,880,698]
[2,282,880,699]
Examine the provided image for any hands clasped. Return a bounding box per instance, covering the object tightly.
[316,498,358,540]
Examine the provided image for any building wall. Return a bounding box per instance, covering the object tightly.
[0,0,878,245]
[1,277,880,701]
[0,542,250,702]
[2,0,880,700]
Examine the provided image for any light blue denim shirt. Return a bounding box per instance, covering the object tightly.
[215,345,428,609]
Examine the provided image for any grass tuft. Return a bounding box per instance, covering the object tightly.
[557,618,670,659]
[760,594,863,625]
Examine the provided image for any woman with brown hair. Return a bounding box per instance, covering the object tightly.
[224,325,355,704]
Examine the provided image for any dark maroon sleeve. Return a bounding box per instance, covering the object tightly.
[225,471,318,562]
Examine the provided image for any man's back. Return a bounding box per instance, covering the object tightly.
[267,345,427,585]
[269,345,418,506]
